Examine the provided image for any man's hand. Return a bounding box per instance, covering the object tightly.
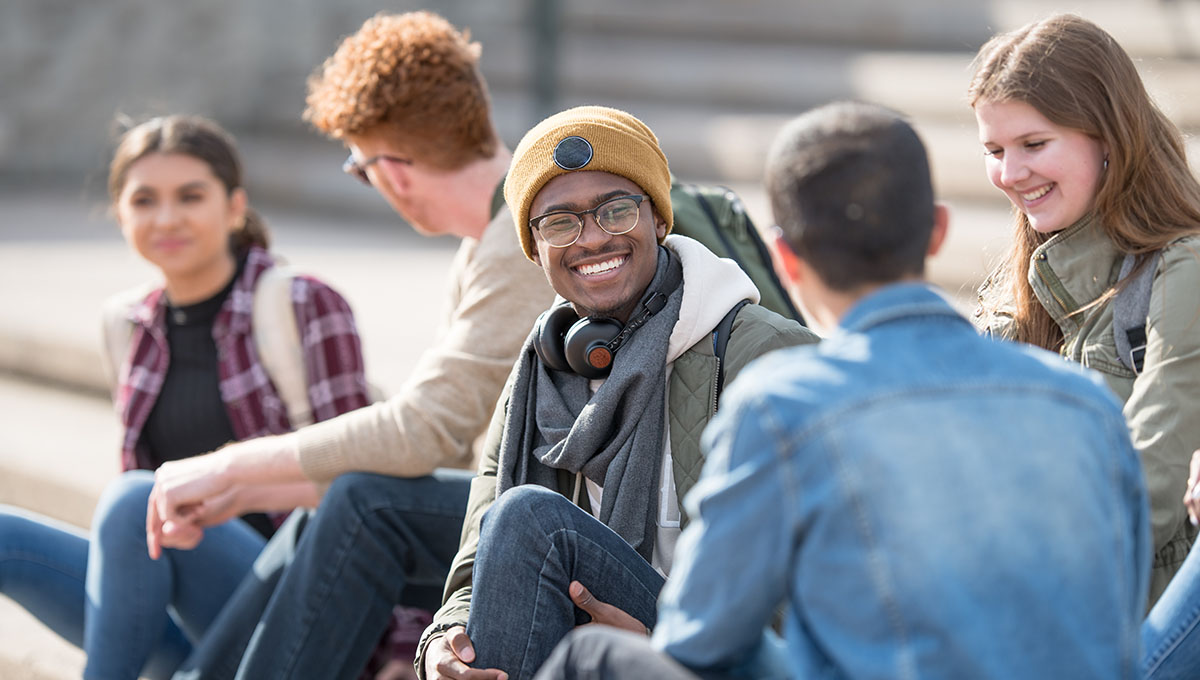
[422,626,507,680]
[569,581,647,634]
[1184,450,1200,527]
[145,494,205,559]
[146,448,236,559]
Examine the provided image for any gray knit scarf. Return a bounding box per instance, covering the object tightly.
[496,247,684,562]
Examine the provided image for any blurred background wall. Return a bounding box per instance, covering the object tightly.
[3,0,1198,221]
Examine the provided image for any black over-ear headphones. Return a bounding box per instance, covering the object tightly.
[532,305,624,379]
[532,250,682,379]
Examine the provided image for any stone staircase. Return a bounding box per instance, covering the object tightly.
[6,1,1197,218]
[229,0,1200,220]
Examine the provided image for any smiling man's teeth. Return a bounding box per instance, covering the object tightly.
[1022,184,1053,201]
[577,256,625,276]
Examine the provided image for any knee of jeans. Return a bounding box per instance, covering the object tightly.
[481,485,566,538]
[323,471,407,521]
[91,470,155,545]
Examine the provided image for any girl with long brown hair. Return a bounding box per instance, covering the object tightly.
[970,13,1200,606]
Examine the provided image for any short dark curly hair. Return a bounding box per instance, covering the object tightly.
[304,11,498,169]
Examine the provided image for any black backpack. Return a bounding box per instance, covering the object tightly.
[670,182,805,325]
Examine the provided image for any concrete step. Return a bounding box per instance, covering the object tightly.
[0,374,118,679]
[992,0,1200,59]
[561,0,998,50]
[482,34,1200,126]
[555,0,1200,56]
[0,596,84,680]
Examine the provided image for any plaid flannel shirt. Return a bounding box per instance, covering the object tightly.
[113,246,370,471]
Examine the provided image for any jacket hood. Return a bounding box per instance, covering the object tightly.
[663,234,760,363]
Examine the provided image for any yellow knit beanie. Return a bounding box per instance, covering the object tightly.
[505,106,673,261]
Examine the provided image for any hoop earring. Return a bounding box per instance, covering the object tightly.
[1103,155,1109,171]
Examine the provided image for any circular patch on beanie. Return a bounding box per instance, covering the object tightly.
[553,136,593,170]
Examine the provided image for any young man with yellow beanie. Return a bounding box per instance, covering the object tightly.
[415,105,817,680]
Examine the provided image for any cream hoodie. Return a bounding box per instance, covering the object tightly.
[584,234,760,575]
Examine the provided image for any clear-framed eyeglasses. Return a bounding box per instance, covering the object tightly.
[342,153,412,186]
[529,194,649,248]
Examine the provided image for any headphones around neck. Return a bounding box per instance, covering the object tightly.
[532,249,682,379]
[532,305,624,379]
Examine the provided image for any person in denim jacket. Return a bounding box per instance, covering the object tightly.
[534,102,1150,679]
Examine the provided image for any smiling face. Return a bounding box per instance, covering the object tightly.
[975,99,1108,235]
[115,152,244,300]
[530,171,667,322]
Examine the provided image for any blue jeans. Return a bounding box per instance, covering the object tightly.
[173,470,473,680]
[1144,536,1200,678]
[544,534,1200,680]
[467,485,666,680]
[0,470,263,680]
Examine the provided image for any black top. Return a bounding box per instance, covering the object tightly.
[139,255,275,538]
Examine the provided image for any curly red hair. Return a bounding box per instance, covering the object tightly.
[304,11,497,169]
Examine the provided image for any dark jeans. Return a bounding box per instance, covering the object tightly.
[172,470,472,680]
[467,486,666,680]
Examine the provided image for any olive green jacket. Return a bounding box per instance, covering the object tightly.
[978,215,1200,605]
[415,303,816,672]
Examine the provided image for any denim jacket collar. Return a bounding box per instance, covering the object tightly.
[838,282,966,335]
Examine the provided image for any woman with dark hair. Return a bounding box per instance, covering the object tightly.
[0,114,370,678]
[970,13,1200,607]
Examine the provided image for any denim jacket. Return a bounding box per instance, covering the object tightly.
[654,283,1149,680]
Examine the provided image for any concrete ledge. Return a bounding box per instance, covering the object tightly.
[0,601,84,680]
[0,375,116,680]
[0,333,108,401]
[0,375,117,528]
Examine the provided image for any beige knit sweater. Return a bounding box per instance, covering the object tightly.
[295,206,555,481]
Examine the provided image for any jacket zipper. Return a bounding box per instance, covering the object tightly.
[710,355,722,418]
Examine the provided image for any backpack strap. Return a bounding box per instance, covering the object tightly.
[251,265,314,427]
[100,284,156,391]
[711,299,751,410]
[101,268,315,426]
[1113,252,1161,375]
